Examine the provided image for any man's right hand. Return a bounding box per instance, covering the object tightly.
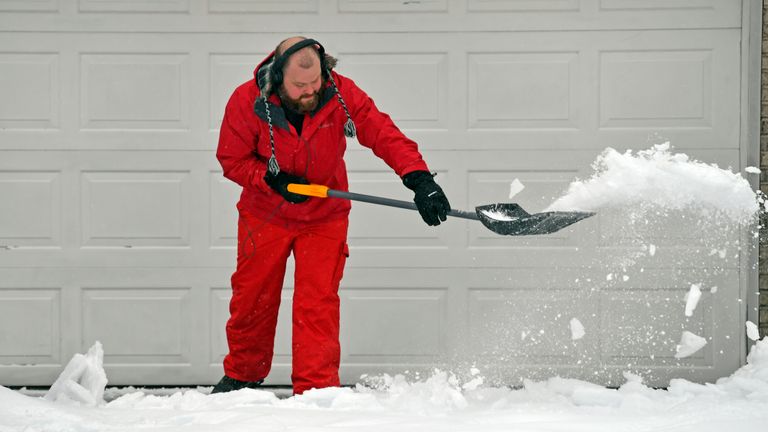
[263,171,310,203]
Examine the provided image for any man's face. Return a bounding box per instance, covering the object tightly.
[279,58,323,114]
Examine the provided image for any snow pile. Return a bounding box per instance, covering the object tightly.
[710,336,768,399]
[44,341,108,406]
[545,143,760,222]
[355,369,472,413]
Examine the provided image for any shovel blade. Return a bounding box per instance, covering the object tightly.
[476,204,594,236]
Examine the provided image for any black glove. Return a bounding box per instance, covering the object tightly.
[263,171,310,204]
[402,170,451,226]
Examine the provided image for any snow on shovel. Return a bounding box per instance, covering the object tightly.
[287,184,594,236]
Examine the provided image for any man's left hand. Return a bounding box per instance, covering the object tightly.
[402,171,451,226]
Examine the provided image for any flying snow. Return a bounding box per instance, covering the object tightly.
[570,318,586,340]
[545,143,759,222]
[684,284,702,317]
[747,321,760,341]
[508,178,525,199]
[675,331,708,359]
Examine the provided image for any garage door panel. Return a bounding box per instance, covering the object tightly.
[468,0,580,12]
[598,0,722,12]
[0,288,61,364]
[595,267,741,375]
[340,0,447,13]
[339,53,449,129]
[468,288,598,362]
[80,171,191,248]
[599,289,713,366]
[594,30,739,148]
[209,0,319,14]
[0,52,59,129]
[0,0,59,12]
[0,171,62,248]
[78,0,191,13]
[468,51,579,129]
[80,53,190,130]
[82,287,193,364]
[599,50,712,128]
[341,288,447,360]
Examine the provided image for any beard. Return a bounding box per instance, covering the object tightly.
[278,86,321,114]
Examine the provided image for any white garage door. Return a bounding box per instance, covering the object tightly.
[0,0,760,387]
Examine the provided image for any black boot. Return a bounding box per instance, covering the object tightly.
[210,375,264,394]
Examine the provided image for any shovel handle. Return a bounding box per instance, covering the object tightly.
[287,183,479,221]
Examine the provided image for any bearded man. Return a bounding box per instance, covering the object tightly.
[214,36,450,395]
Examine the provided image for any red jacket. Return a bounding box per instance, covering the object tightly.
[217,53,430,227]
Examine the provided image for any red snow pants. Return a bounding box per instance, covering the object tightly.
[223,209,349,395]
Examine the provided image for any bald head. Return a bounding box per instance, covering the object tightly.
[276,36,320,70]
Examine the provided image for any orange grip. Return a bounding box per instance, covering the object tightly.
[287,183,329,198]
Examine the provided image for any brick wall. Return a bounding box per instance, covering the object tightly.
[760,0,768,338]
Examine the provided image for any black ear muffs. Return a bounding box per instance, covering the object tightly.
[268,38,327,94]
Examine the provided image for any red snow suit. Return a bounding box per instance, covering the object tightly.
[216,52,429,394]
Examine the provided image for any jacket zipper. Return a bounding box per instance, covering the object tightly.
[301,136,311,178]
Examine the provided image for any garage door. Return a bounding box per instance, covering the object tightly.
[0,0,759,387]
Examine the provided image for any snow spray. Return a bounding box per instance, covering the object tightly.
[451,143,764,387]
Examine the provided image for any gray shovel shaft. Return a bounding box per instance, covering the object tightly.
[327,189,480,221]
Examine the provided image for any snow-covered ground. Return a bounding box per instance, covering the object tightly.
[2,144,766,431]
[2,338,767,432]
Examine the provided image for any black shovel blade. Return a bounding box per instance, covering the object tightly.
[475,203,595,236]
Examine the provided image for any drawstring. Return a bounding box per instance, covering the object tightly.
[326,69,356,138]
[263,96,280,176]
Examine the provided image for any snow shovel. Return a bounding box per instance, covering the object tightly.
[287,184,595,236]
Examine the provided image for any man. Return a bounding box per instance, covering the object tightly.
[214,36,451,395]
